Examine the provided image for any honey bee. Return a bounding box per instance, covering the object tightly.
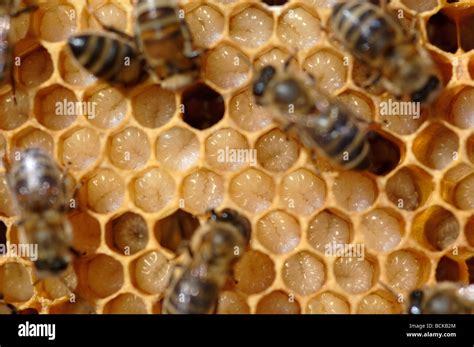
[330,0,442,104]
[163,209,251,314]
[253,63,371,171]
[67,32,148,86]
[409,283,474,314]
[135,0,201,90]
[5,148,76,277]
[0,294,16,314]
[0,1,37,97]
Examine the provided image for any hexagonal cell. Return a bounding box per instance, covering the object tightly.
[282,251,325,296]
[86,254,124,298]
[303,49,348,93]
[203,45,251,91]
[277,6,322,51]
[131,85,176,129]
[367,131,402,176]
[401,0,438,12]
[0,262,33,302]
[454,173,474,210]
[205,128,250,171]
[356,291,401,314]
[60,127,101,171]
[155,127,200,172]
[154,209,200,253]
[48,297,96,314]
[450,87,474,129]
[104,293,148,314]
[58,47,97,86]
[86,168,125,214]
[386,166,434,211]
[229,6,273,49]
[181,169,224,214]
[413,206,460,252]
[217,291,250,314]
[131,168,175,213]
[186,4,224,48]
[229,88,274,132]
[307,209,352,254]
[35,1,77,42]
[234,250,275,295]
[16,41,54,88]
[256,210,300,254]
[84,1,128,32]
[181,83,225,130]
[106,212,149,256]
[332,172,377,212]
[12,127,54,156]
[83,86,127,129]
[338,90,374,122]
[229,168,275,213]
[361,208,403,253]
[280,168,326,216]
[255,128,299,172]
[306,291,350,314]
[460,13,474,51]
[0,175,16,217]
[334,257,375,295]
[466,216,474,248]
[108,127,150,170]
[34,84,78,130]
[133,250,172,295]
[427,11,458,53]
[256,290,300,314]
[385,249,430,292]
[436,255,461,282]
[413,123,459,170]
[69,211,101,256]
[0,88,29,130]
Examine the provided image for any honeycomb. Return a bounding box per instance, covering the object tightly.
[0,0,473,315]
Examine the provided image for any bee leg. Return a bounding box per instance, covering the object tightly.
[360,70,382,89]
[10,67,17,106]
[69,246,85,258]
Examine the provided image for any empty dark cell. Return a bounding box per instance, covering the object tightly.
[261,0,288,5]
[435,256,460,282]
[19,308,39,315]
[155,209,200,253]
[427,12,458,53]
[182,83,225,130]
[367,131,401,176]
[460,14,474,51]
[467,257,474,284]
[0,221,6,255]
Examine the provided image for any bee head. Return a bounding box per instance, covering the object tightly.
[411,75,441,104]
[408,289,424,314]
[210,208,251,246]
[253,65,277,101]
[35,257,69,275]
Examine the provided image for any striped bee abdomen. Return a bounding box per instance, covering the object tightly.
[8,148,64,213]
[330,0,401,63]
[68,33,147,86]
[312,107,370,170]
